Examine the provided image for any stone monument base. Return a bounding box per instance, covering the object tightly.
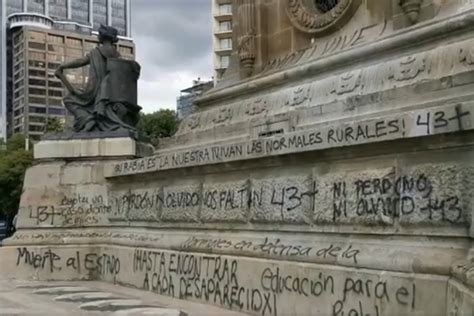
[34,131,154,160]
[0,133,473,315]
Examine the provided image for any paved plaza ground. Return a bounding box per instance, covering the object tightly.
[0,280,247,316]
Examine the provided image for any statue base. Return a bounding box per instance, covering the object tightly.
[35,132,154,160]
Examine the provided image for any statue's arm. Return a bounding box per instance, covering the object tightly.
[54,55,90,94]
[58,55,90,70]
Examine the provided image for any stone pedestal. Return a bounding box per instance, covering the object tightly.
[2,1,474,315]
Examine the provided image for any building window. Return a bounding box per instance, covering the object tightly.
[29,79,46,86]
[93,0,108,31]
[30,88,47,96]
[48,34,65,44]
[29,69,46,78]
[48,54,65,63]
[29,106,47,113]
[7,1,23,15]
[48,107,65,115]
[66,37,82,47]
[48,90,63,97]
[29,116,46,123]
[30,51,46,61]
[49,0,68,19]
[47,62,61,70]
[28,0,46,14]
[219,56,230,68]
[67,48,83,57]
[28,32,46,42]
[218,4,232,15]
[219,38,232,50]
[71,0,90,24]
[219,21,232,32]
[48,44,65,54]
[29,42,46,51]
[112,0,127,36]
[29,60,46,68]
[29,125,45,132]
[48,98,63,106]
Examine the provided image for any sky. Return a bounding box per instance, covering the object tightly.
[131,0,214,113]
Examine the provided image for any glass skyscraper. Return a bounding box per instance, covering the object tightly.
[0,0,132,141]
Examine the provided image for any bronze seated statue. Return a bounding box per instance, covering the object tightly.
[55,25,141,133]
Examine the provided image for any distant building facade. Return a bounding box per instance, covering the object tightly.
[0,0,132,141]
[177,79,214,120]
[212,0,232,82]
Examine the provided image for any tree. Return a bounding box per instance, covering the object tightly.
[137,109,180,146]
[44,117,65,133]
[0,134,33,222]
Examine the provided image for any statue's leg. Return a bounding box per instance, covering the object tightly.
[94,101,136,132]
[64,97,96,132]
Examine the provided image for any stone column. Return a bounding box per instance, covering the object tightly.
[237,0,256,78]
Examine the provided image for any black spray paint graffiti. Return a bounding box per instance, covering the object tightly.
[180,236,359,264]
[132,249,418,316]
[133,249,277,316]
[28,194,111,226]
[16,248,120,277]
[113,182,318,221]
[331,173,465,224]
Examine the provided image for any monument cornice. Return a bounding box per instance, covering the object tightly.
[197,9,474,106]
[107,102,474,178]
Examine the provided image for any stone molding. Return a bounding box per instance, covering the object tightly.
[4,227,468,277]
[111,103,474,177]
[182,33,474,135]
[197,9,474,105]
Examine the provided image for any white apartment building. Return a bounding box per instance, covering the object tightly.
[212,0,232,81]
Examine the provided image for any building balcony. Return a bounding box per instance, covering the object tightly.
[215,47,232,55]
[214,13,232,22]
[8,13,54,30]
[214,29,232,39]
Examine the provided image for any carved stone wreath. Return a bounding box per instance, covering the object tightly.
[287,0,361,35]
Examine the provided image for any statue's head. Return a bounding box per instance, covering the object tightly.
[98,24,119,44]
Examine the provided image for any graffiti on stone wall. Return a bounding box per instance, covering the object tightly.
[108,163,469,227]
[317,166,469,226]
[15,247,120,277]
[27,193,111,227]
[14,246,443,316]
[180,236,360,264]
[132,249,417,316]
[111,104,473,176]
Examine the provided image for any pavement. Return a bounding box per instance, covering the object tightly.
[0,280,248,316]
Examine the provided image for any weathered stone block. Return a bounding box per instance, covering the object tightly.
[250,176,314,224]
[109,188,162,222]
[201,180,249,223]
[161,184,201,222]
[398,164,473,227]
[23,163,64,188]
[34,138,153,160]
[61,163,106,185]
[315,167,397,226]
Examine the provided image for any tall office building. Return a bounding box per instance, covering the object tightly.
[0,0,133,141]
[212,0,233,81]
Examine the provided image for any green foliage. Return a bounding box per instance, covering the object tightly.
[45,117,65,133]
[0,134,33,220]
[137,109,180,146]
